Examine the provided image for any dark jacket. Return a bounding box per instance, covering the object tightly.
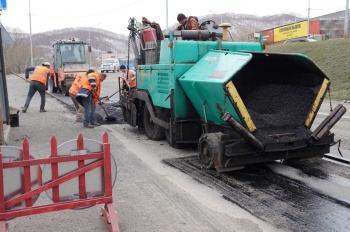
[75,88,91,107]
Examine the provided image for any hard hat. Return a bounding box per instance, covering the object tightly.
[87,67,96,74]
[42,62,50,66]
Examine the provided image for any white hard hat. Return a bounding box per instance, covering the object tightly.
[87,67,96,72]
[42,62,50,66]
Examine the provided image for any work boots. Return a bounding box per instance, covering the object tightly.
[83,124,94,128]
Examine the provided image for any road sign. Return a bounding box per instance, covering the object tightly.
[0,146,41,210]
[0,0,6,10]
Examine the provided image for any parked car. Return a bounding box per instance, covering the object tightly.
[284,38,318,44]
[99,59,120,73]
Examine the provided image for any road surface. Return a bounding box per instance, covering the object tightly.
[4,72,350,232]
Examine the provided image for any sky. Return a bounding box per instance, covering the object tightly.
[0,0,349,36]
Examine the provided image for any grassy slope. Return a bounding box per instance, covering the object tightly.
[266,39,350,100]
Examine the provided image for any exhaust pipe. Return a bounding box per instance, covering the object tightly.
[222,112,264,151]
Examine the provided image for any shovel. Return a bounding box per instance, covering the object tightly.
[102,90,120,102]
[94,93,117,122]
[99,101,117,121]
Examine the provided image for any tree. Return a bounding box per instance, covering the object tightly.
[3,28,45,74]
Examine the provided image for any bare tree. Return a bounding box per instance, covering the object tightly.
[3,28,45,74]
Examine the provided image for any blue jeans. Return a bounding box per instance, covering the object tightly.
[82,93,96,125]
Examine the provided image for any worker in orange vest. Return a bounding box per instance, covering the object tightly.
[25,66,55,82]
[119,65,136,91]
[22,62,51,113]
[68,68,95,122]
[76,72,107,128]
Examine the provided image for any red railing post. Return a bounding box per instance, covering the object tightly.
[51,136,60,203]
[103,132,112,197]
[0,151,7,231]
[22,138,32,207]
[77,134,87,199]
[100,131,120,232]
[0,151,5,213]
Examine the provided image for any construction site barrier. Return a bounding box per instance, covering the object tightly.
[0,132,120,232]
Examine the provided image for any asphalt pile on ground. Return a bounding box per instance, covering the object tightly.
[95,103,124,124]
[65,102,124,125]
[243,84,315,143]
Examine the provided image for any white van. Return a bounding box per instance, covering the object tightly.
[99,59,120,73]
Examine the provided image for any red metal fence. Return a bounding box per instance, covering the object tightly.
[0,132,119,232]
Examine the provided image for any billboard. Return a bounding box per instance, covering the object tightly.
[274,20,308,42]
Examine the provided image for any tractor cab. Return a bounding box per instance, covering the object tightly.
[50,37,90,96]
[53,38,87,72]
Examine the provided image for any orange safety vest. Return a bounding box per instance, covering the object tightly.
[69,72,87,95]
[93,75,103,104]
[81,72,98,91]
[121,70,136,88]
[81,72,102,104]
[31,66,50,86]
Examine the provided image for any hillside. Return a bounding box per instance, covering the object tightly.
[33,27,129,59]
[4,12,301,73]
[266,39,350,100]
[35,13,299,53]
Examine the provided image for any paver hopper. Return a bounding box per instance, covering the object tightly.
[179,50,346,171]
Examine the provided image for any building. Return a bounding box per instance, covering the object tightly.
[101,51,118,61]
[252,10,350,45]
[101,51,135,62]
[312,10,349,39]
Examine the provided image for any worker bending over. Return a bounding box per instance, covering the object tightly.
[68,67,95,122]
[22,62,51,113]
[76,72,107,128]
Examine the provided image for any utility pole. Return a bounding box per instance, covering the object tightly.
[166,0,168,34]
[307,0,310,38]
[345,0,349,38]
[29,0,33,67]
[88,27,91,66]
[88,23,100,67]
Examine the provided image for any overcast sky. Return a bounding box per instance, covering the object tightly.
[0,0,348,35]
